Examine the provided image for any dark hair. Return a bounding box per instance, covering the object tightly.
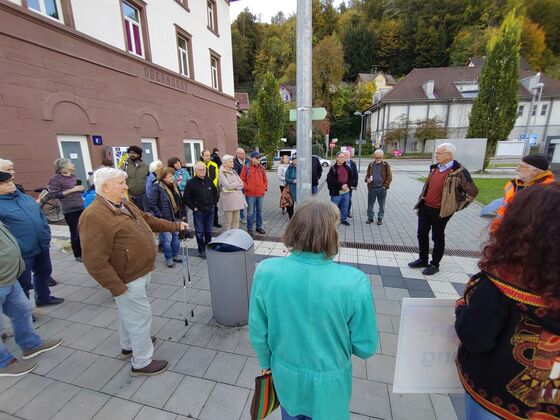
[101,158,114,167]
[157,167,175,181]
[168,157,181,167]
[127,145,143,156]
[480,182,560,308]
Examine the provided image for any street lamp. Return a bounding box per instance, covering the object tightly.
[528,82,544,148]
[354,110,372,172]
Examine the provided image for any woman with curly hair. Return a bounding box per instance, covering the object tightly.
[455,182,560,420]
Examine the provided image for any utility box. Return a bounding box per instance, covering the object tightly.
[206,229,255,327]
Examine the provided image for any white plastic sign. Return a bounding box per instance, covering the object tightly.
[69,153,78,159]
[393,298,463,394]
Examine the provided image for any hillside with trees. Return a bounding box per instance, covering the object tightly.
[233,0,560,156]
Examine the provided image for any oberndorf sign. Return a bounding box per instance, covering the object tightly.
[143,67,188,93]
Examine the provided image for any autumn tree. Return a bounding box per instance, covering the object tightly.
[312,34,345,113]
[467,10,522,169]
[255,72,284,167]
[449,27,491,65]
[414,118,447,142]
[376,19,404,73]
[521,18,547,70]
[383,115,409,150]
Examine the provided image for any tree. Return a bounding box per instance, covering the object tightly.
[521,18,547,70]
[355,81,376,110]
[383,115,408,150]
[414,117,447,142]
[449,27,491,65]
[255,72,284,167]
[231,27,251,85]
[467,10,522,169]
[312,34,345,113]
[342,20,377,80]
[376,18,404,74]
[237,108,258,150]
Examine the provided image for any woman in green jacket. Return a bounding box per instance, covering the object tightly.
[249,200,379,420]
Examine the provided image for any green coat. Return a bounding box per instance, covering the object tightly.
[0,221,26,287]
[249,252,378,420]
[124,158,149,196]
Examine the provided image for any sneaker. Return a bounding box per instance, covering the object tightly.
[199,251,207,260]
[130,359,168,377]
[256,228,266,234]
[49,277,57,287]
[122,336,156,355]
[422,264,440,276]
[0,359,37,377]
[366,219,374,224]
[75,257,82,263]
[247,230,254,237]
[408,259,429,269]
[341,220,351,226]
[377,219,383,225]
[172,255,185,263]
[22,337,63,360]
[35,296,64,307]
[214,223,222,228]
[165,259,175,268]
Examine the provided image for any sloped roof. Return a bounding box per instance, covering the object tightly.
[468,56,532,71]
[356,72,397,86]
[234,92,250,110]
[376,66,560,105]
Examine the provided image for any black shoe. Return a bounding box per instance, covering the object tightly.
[214,223,222,228]
[35,296,64,307]
[48,277,57,287]
[256,228,266,234]
[247,230,254,237]
[408,259,429,269]
[377,219,383,225]
[366,219,374,224]
[130,359,168,377]
[422,264,440,276]
[122,336,156,355]
[199,252,206,260]
[341,220,351,226]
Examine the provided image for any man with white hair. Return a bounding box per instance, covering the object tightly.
[409,143,478,275]
[365,149,392,225]
[78,167,188,376]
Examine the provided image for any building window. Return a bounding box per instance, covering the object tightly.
[207,0,218,34]
[541,104,548,116]
[531,104,537,116]
[176,26,194,79]
[210,51,221,91]
[27,0,64,23]
[517,105,524,117]
[175,0,189,11]
[122,0,148,59]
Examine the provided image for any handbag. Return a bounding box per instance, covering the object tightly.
[279,186,293,209]
[250,372,280,420]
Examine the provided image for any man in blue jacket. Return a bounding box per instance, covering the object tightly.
[0,172,63,307]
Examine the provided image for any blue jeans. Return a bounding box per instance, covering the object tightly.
[367,187,387,220]
[331,193,350,222]
[311,185,318,195]
[18,249,52,305]
[465,394,500,419]
[0,282,43,367]
[281,407,312,420]
[193,209,214,254]
[160,231,180,260]
[246,196,263,230]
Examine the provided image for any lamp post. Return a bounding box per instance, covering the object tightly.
[528,82,544,147]
[354,110,372,172]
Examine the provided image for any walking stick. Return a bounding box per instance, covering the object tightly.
[180,238,195,326]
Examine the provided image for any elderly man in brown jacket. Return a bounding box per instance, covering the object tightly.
[78,167,187,376]
[408,143,478,275]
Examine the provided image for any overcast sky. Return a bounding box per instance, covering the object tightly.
[230,0,345,24]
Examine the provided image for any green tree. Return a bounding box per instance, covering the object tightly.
[449,26,491,65]
[231,27,251,85]
[237,108,258,150]
[312,34,345,113]
[255,72,284,167]
[414,118,447,142]
[467,10,522,169]
[376,18,404,73]
[342,19,377,80]
[525,0,560,55]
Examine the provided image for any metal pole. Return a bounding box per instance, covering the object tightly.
[296,0,312,204]
[523,74,540,139]
[358,114,364,173]
[529,84,543,141]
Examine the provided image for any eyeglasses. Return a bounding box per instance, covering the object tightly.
[435,152,450,155]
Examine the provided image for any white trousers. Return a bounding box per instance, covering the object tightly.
[114,273,153,369]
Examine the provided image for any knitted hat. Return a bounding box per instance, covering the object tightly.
[522,154,549,171]
[0,171,13,183]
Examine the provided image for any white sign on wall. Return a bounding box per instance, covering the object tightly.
[393,298,463,394]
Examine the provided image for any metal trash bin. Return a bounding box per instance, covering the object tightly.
[206,229,255,326]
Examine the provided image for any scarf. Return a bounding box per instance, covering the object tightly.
[162,181,181,216]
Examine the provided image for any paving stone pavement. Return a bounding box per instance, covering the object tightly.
[0,162,490,420]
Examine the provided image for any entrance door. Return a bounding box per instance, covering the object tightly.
[141,138,158,165]
[57,135,92,185]
[183,139,204,167]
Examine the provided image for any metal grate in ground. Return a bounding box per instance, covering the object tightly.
[255,234,482,258]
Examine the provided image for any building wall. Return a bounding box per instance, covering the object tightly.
[72,0,125,51]
[0,3,237,189]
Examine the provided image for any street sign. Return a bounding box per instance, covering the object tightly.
[92,135,103,146]
[289,107,328,122]
[355,139,366,144]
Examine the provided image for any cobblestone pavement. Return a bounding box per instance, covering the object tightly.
[0,162,490,420]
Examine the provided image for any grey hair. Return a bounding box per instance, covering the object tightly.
[437,143,456,157]
[54,158,72,173]
[336,151,346,158]
[149,160,162,173]
[94,167,127,194]
[236,147,245,154]
[373,149,384,157]
[221,154,234,163]
[0,159,14,171]
[194,161,206,171]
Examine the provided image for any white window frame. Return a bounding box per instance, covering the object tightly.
[178,35,190,78]
[531,104,537,116]
[122,1,145,58]
[183,139,204,167]
[141,138,158,162]
[517,105,524,117]
[541,104,548,116]
[210,56,219,90]
[28,0,65,23]
[56,134,93,176]
[207,0,216,32]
